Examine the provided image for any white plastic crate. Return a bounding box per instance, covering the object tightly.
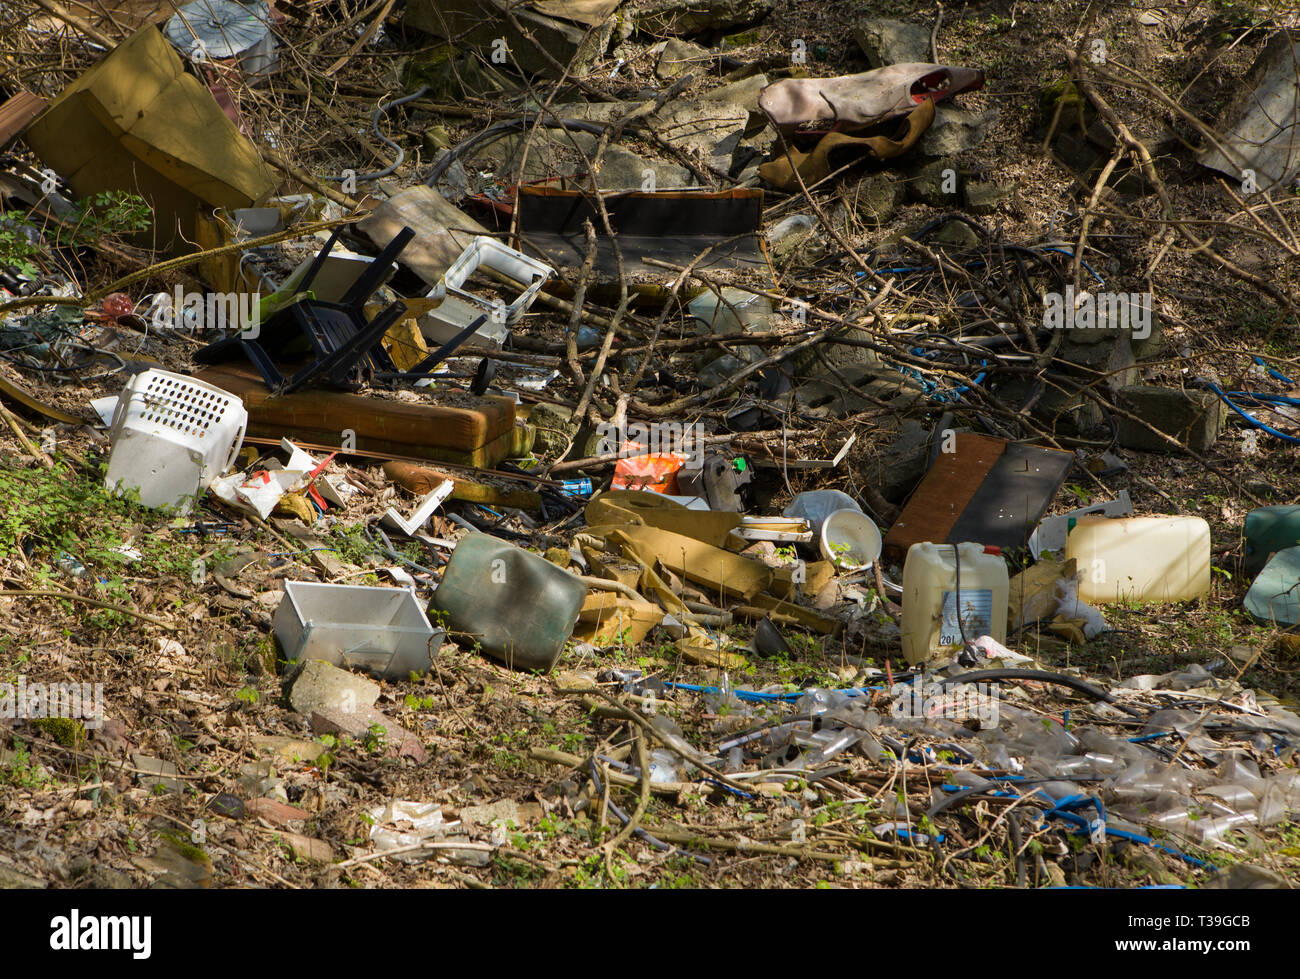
[104,369,247,513]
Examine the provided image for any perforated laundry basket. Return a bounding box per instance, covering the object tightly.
[104,370,247,513]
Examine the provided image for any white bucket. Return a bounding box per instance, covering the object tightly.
[819,508,882,571]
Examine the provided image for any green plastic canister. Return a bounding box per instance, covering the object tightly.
[1244,506,1300,579]
[431,533,588,672]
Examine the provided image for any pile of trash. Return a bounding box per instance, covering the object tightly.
[0,0,1298,891]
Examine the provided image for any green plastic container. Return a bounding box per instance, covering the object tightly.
[430,533,588,672]
[1244,506,1300,578]
[1243,545,1300,628]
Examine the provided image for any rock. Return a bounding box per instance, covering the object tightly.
[404,0,605,78]
[279,832,335,864]
[720,27,764,49]
[422,124,450,153]
[634,0,776,36]
[656,38,711,79]
[84,865,135,889]
[964,180,1013,215]
[1113,386,1227,453]
[244,797,312,827]
[289,660,381,717]
[1203,863,1288,888]
[770,225,830,268]
[206,792,244,819]
[872,417,932,502]
[701,73,769,116]
[845,173,905,227]
[921,106,999,157]
[130,753,183,794]
[906,160,962,206]
[567,135,694,191]
[490,133,575,181]
[651,101,750,173]
[527,402,577,458]
[0,860,45,888]
[251,735,327,764]
[145,838,212,888]
[854,18,931,68]
[1197,34,1300,191]
[932,220,980,250]
[311,705,428,764]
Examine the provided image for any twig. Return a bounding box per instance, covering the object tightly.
[0,589,178,630]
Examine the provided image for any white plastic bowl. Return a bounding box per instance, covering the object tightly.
[819,508,882,572]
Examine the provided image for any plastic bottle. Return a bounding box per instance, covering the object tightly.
[1064,514,1210,604]
[900,542,1009,665]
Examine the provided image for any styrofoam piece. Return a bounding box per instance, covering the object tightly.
[429,236,552,322]
[381,479,455,536]
[104,369,246,513]
[273,580,443,679]
[1029,489,1133,559]
[283,248,396,303]
[730,516,814,543]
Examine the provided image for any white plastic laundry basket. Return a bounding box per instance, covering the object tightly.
[104,370,247,513]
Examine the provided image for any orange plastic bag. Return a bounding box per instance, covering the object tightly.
[611,441,685,494]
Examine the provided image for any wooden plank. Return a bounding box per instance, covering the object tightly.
[195,363,515,450]
[883,432,1004,559]
[947,441,1074,556]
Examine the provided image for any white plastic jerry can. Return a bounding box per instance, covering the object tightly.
[1065,514,1211,604]
[901,542,1009,665]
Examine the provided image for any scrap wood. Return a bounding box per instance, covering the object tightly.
[382,460,543,509]
[0,587,178,630]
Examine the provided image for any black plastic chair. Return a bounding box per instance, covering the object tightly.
[195,226,415,394]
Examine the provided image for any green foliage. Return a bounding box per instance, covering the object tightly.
[1,738,49,788]
[0,191,151,276]
[70,191,152,241]
[0,214,41,276]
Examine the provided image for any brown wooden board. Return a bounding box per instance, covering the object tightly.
[883,432,1004,558]
[947,441,1075,555]
[195,363,514,453]
[883,434,1074,558]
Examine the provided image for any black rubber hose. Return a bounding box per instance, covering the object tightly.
[935,668,1147,717]
[324,86,430,183]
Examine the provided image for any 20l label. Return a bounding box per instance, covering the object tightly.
[939,588,993,645]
